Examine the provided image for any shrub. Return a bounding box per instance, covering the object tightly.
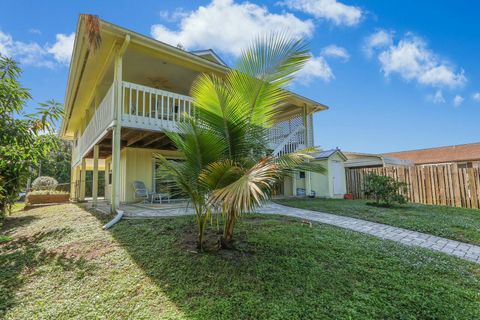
[364,173,407,207]
[31,176,58,191]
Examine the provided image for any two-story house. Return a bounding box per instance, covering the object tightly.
[60,16,328,213]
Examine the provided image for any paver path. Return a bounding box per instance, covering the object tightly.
[258,202,480,264]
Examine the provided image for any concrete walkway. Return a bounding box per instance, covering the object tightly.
[258,203,480,264]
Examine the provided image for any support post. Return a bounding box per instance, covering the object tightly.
[79,158,86,201]
[303,104,309,147]
[110,34,130,214]
[92,145,99,207]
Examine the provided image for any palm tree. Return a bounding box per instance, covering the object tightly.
[156,34,326,250]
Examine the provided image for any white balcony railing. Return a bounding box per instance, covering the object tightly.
[121,81,195,132]
[72,83,115,166]
[268,114,308,156]
[72,81,310,167]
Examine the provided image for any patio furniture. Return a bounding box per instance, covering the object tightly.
[133,181,154,203]
[151,192,171,204]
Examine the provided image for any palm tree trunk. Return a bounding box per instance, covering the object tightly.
[197,219,205,251]
[195,205,207,251]
[221,210,236,249]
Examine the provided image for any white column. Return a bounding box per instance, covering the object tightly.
[111,55,122,213]
[92,145,99,207]
[79,158,86,201]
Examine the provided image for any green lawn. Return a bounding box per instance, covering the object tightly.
[1,204,480,319]
[276,198,480,246]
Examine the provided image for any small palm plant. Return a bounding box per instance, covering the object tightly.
[156,34,326,250]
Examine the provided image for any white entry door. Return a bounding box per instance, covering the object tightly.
[332,161,346,195]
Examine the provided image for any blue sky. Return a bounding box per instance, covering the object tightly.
[1,0,479,153]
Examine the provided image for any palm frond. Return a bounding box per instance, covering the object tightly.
[275,147,327,176]
[229,33,311,128]
[208,158,278,213]
[198,160,243,190]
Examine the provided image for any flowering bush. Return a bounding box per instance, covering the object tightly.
[31,176,58,191]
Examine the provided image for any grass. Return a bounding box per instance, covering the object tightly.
[276,198,480,246]
[1,204,479,319]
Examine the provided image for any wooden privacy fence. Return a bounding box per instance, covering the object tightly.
[346,164,480,209]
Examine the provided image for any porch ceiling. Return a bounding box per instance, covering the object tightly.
[123,48,201,96]
[83,128,176,159]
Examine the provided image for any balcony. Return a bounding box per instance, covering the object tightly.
[72,81,311,166]
[121,81,194,133]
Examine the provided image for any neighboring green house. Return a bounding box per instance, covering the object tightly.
[282,149,347,198]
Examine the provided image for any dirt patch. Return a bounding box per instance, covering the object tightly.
[179,225,255,257]
[50,239,117,260]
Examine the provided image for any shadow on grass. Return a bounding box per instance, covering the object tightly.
[0,216,95,317]
[1,215,38,233]
[103,213,480,319]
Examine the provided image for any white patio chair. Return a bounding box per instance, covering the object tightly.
[133,181,154,203]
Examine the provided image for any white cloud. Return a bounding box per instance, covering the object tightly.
[296,54,333,83]
[428,89,445,104]
[472,92,480,102]
[363,29,393,57]
[370,33,466,88]
[159,8,190,22]
[453,95,464,107]
[321,44,349,62]
[278,0,363,26]
[0,29,74,68]
[0,30,53,68]
[151,0,314,57]
[47,33,75,65]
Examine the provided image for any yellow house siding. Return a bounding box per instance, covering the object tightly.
[123,148,153,203]
[104,147,183,203]
[310,159,329,197]
[283,176,293,197]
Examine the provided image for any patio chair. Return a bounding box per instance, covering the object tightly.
[151,192,171,204]
[133,181,154,203]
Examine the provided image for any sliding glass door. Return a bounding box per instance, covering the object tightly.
[153,158,187,200]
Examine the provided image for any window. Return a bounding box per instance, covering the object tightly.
[299,171,305,179]
[154,159,187,199]
[458,162,473,169]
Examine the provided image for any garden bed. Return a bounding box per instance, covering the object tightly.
[26,193,70,205]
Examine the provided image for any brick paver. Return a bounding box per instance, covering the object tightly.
[258,202,480,264]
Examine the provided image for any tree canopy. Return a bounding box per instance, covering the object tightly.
[0,55,63,218]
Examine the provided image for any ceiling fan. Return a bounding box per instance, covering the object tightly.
[148,77,174,91]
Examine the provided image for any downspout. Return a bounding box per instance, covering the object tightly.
[103,34,130,229]
[103,210,124,229]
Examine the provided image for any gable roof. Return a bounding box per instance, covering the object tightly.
[311,149,347,161]
[190,49,228,67]
[61,16,330,137]
[382,142,480,165]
